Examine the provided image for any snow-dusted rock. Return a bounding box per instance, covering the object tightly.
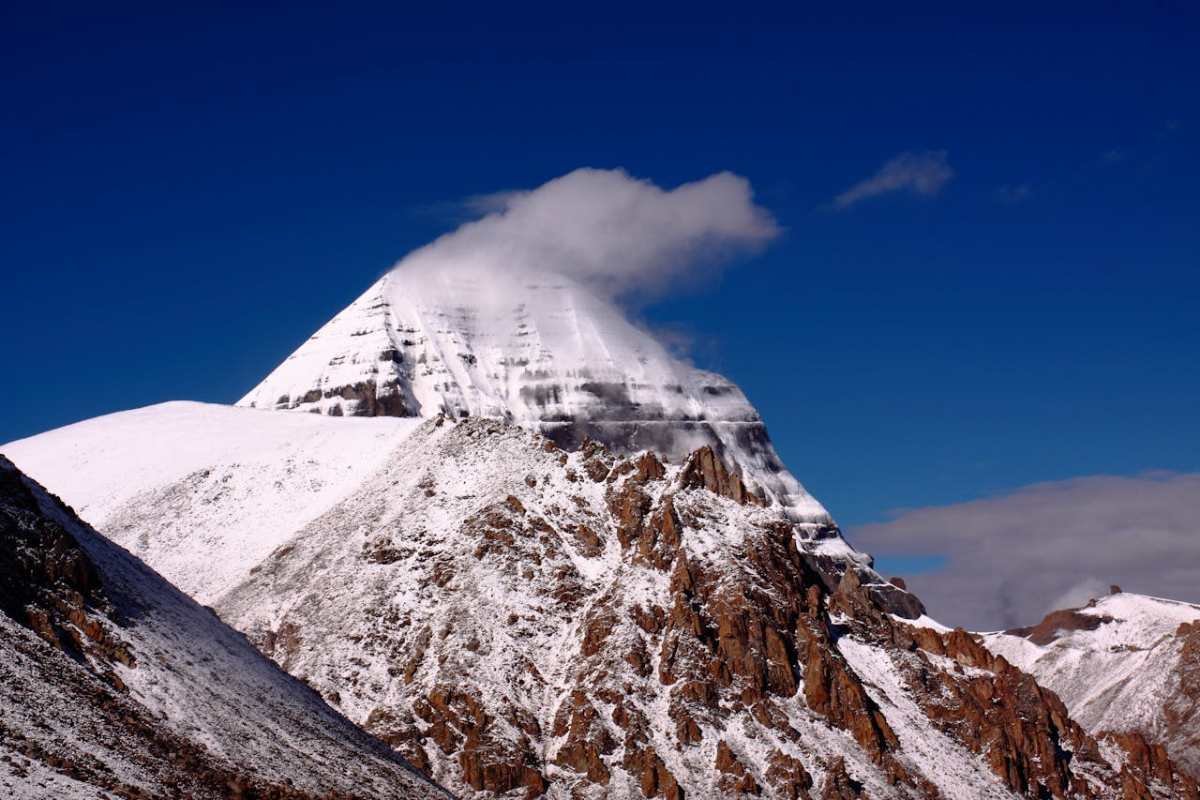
[984,591,1200,777]
[7,262,1197,798]
[11,408,1190,798]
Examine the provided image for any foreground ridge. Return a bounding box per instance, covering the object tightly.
[0,455,445,799]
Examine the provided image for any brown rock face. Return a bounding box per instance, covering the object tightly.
[552,690,615,786]
[715,740,760,795]
[765,750,814,800]
[411,687,548,797]
[1007,608,1114,645]
[633,746,683,800]
[677,446,765,506]
[1165,621,1200,779]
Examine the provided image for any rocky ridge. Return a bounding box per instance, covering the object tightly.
[7,401,1198,797]
[197,416,1193,799]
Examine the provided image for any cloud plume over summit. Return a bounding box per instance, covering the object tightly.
[394,168,780,302]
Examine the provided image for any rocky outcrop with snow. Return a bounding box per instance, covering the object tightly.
[984,591,1200,779]
[9,406,1195,799]
[0,455,444,799]
[235,271,829,524]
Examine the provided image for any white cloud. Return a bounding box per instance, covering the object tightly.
[834,150,954,209]
[849,473,1200,630]
[394,168,779,303]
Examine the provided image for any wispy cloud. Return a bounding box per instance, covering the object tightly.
[459,189,529,216]
[849,472,1200,630]
[394,168,780,303]
[833,150,954,209]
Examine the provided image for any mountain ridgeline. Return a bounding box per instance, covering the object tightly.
[4,269,1198,799]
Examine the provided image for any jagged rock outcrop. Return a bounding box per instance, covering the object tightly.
[0,463,134,685]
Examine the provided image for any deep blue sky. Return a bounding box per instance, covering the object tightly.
[3,5,1197,536]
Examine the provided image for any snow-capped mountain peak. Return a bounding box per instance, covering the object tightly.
[238,267,830,523]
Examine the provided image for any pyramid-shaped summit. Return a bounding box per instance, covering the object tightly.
[239,268,831,525]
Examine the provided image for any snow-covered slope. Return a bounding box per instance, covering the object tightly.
[235,270,829,523]
[5,401,422,602]
[984,592,1200,776]
[0,455,444,799]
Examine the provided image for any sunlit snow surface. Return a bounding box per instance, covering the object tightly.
[240,271,757,423]
[5,401,422,602]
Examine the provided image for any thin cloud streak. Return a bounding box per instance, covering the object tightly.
[834,150,954,209]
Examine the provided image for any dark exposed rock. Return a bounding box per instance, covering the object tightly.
[1164,621,1200,778]
[765,750,813,800]
[864,578,926,621]
[0,463,132,674]
[1007,608,1114,646]
[715,740,760,795]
